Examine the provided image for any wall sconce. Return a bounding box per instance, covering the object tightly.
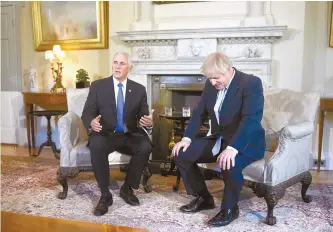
[45,45,66,93]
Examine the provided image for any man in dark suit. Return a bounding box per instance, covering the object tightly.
[82,52,154,216]
[172,52,265,227]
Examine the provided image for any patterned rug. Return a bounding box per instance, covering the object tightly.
[1,156,333,232]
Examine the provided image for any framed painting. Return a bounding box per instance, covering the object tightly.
[329,2,333,48]
[31,1,109,51]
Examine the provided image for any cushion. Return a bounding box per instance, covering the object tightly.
[261,110,292,152]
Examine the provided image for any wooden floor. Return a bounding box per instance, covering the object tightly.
[1,211,147,232]
[1,144,332,232]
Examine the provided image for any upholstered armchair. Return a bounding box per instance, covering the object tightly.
[197,89,320,225]
[56,88,152,200]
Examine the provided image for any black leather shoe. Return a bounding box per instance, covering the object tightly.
[120,185,140,206]
[179,196,215,213]
[208,205,239,227]
[94,193,113,216]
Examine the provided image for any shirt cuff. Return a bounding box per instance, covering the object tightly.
[226,146,238,155]
[182,137,192,143]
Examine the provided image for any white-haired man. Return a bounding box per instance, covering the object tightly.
[82,52,154,216]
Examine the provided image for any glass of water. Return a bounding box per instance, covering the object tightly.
[165,106,173,116]
[182,106,191,117]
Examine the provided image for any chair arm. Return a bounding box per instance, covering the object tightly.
[282,122,314,140]
[264,122,314,185]
[58,112,82,166]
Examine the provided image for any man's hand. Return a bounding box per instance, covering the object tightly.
[217,148,237,170]
[90,115,102,132]
[172,139,191,156]
[140,109,154,127]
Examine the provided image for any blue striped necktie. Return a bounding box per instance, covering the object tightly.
[115,82,125,133]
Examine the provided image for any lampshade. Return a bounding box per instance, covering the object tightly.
[52,45,61,53]
[45,50,54,60]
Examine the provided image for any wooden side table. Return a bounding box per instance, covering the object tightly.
[317,97,333,171]
[23,92,67,156]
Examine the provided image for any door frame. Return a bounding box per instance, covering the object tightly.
[1,2,25,145]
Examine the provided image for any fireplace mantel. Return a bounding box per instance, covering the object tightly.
[118,26,287,44]
[117,25,287,92]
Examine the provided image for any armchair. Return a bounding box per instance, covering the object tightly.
[56,88,152,199]
[197,89,320,225]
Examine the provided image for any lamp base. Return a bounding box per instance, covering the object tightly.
[50,83,66,93]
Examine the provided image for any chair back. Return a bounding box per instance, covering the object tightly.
[66,88,90,117]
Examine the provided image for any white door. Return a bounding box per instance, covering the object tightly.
[1,2,25,145]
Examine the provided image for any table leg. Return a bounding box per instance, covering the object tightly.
[25,103,32,155]
[317,109,325,172]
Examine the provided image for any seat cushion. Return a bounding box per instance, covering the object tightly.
[69,141,131,167]
[198,151,274,183]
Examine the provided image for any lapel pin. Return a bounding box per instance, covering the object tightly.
[129,89,131,92]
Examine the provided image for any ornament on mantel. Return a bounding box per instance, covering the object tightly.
[25,64,39,92]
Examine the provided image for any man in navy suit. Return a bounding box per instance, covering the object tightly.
[82,52,154,216]
[173,52,265,227]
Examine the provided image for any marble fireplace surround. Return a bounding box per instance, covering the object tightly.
[117,26,287,100]
[117,25,287,106]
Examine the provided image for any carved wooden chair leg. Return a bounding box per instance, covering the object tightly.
[300,171,313,203]
[57,167,80,199]
[142,165,153,193]
[263,186,285,226]
[173,168,181,192]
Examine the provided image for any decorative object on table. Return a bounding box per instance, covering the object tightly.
[182,106,191,117]
[164,106,173,116]
[25,64,39,92]
[31,1,109,51]
[45,45,66,93]
[75,69,90,88]
[92,74,103,82]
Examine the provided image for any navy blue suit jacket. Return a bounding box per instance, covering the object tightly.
[184,69,266,161]
[81,76,149,136]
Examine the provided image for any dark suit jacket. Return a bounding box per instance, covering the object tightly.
[184,69,266,161]
[81,76,150,139]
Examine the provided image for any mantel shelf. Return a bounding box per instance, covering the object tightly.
[117,26,287,43]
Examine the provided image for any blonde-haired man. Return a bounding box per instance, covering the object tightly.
[173,52,265,227]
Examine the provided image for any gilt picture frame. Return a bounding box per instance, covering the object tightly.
[329,2,333,48]
[31,1,109,51]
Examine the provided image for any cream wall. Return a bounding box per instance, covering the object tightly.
[20,1,133,92]
[19,1,333,169]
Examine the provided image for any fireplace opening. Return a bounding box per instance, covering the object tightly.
[151,75,210,161]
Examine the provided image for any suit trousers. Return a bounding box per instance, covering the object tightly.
[88,131,152,194]
[173,137,253,209]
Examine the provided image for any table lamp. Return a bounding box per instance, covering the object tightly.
[45,45,66,93]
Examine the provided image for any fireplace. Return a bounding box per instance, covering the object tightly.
[151,75,209,160]
[117,25,287,160]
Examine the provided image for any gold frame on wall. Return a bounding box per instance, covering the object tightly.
[329,2,333,48]
[31,1,109,51]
